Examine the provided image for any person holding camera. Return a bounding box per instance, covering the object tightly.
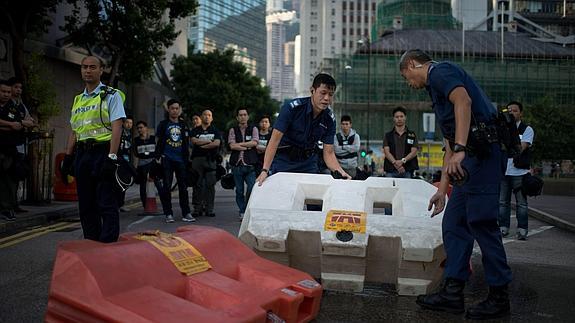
[499,101,534,241]
[61,56,126,243]
[399,49,512,320]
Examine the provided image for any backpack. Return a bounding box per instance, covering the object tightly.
[522,173,544,197]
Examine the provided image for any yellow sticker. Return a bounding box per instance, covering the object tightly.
[324,210,367,233]
[134,231,211,276]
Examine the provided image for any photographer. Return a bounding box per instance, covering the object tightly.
[499,101,534,241]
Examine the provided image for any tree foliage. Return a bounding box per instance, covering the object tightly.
[171,50,280,133]
[62,0,198,85]
[0,0,64,82]
[523,97,575,162]
[25,52,60,127]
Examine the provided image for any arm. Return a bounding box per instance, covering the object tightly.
[404,146,419,163]
[200,139,221,150]
[347,134,360,153]
[0,119,23,130]
[446,87,471,178]
[428,139,451,217]
[109,119,123,155]
[323,144,351,179]
[228,128,245,151]
[65,131,76,155]
[191,137,212,146]
[256,128,283,185]
[239,126,258,148]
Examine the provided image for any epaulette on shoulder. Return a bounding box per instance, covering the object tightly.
[288,98,302,109]
[327,107,335,121]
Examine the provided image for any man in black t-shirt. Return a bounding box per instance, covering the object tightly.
[134,120,162,211]
[190,109,221,217]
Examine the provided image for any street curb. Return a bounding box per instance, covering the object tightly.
[528,206,575,234]
[0,197,143,235]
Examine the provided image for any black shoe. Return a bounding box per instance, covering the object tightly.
[466,285,510,320]
[206,212,215,217]
[416,278,465,314]
[2,210,16,221]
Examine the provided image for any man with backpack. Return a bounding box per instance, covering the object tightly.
[499,101,535,241]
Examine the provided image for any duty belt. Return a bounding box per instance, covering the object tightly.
[278,145,316,161]
[76,139,110,150]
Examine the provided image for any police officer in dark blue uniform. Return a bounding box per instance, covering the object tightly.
[256,73,351,185]
[399,49,512,320]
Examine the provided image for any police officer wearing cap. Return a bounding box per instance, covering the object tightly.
[62,56,126,243]
[399,49,512,320]
[256,73,351,186]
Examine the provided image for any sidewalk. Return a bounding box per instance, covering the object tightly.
[1,185,574,235]
[0,186,142,235]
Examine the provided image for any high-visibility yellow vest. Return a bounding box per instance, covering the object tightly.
[70,86,125,142]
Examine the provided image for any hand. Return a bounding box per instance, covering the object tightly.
[100,157,118,180]
[12,122,23,131]
[393,160,403,169]
[397,166,406,174]
[428,191,446,217]
[339,169,352,180]
[256,170,268,186]
[61,154,74,183]
[446,151,466,181]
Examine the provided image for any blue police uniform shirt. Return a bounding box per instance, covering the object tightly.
[274,97,336,149]
[81,82,126,122]
[426,62,497,141]
[161,121,185,162]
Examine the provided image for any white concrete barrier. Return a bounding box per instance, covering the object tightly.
[238,173,447,295]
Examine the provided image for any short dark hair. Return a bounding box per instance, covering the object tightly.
[136,120,147,127]
[125,115,133,121]
[341,115,352,123]
[312,73,336,91]
[260,115,271,122]
[399,49,433,70]
[0,79,10,87]
[236,107,248,116]
[507,100,523,112]
[6,77,23,86]
[392,106,407,116]
[166,99,180,107]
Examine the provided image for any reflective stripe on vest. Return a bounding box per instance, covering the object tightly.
[70,87,123,142]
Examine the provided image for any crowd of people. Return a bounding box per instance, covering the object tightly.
[1,50,539,320]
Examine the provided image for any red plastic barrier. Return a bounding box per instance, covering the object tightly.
[46,225,322,323]
[53,153,78,201]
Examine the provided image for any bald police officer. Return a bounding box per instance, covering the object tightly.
[399,49,512,320]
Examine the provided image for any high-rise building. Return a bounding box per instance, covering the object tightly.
[297,0,379,96]
[189,0,266,79]
[266,9,297,101]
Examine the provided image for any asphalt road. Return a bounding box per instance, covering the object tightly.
[1,188,574,322]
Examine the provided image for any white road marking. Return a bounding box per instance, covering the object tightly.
[126,215,156,231]
[472,225,554,256]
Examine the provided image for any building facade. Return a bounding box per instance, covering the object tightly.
[266,9,297,101]
[189,0,267,79]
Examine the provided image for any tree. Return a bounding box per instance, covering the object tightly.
[523,98,575,163]
[171,50,280,132]
[62,0,198,85]
[0,0,65,83]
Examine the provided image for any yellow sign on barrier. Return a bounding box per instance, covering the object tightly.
[135,231,211,276]
[324,210,367,233]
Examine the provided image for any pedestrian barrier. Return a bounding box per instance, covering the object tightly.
[46,225,322,323]
[144,178,159,214]
[52,153,78,201]
[239,173,447,296]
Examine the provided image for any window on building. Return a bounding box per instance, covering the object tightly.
[311,36,317,44]
[343,15,346,23]
[357,28,361,36]
[343,40,346,48]
[365,14,369,23]
[350,15,354,23]
[342,28,346,35]
[331,21,336,28]
[350,2,354,10]
[311,24,318,32]
[349,40,354,48]
[372,2,376,11]
[343,1,346,10]
[331,47,335,54]
[332,8,336,16]
[350,28,354,35]
[311,0,317,7]
[331,34,335,41]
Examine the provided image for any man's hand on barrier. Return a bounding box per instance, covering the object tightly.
[428,191,446,217]
[256,170,268,186]
[61,154,74,184]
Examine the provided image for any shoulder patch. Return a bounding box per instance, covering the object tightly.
[289,99,302,109]
[327,107,335,121]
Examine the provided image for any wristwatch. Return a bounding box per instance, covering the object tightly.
[401,157,407,164]
[261,168,269,175]
[453,144,467,153]
[108,153,118,160]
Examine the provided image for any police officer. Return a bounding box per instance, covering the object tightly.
[62,56,126,243]
[256,73,351,185]
[399,49,512,320]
